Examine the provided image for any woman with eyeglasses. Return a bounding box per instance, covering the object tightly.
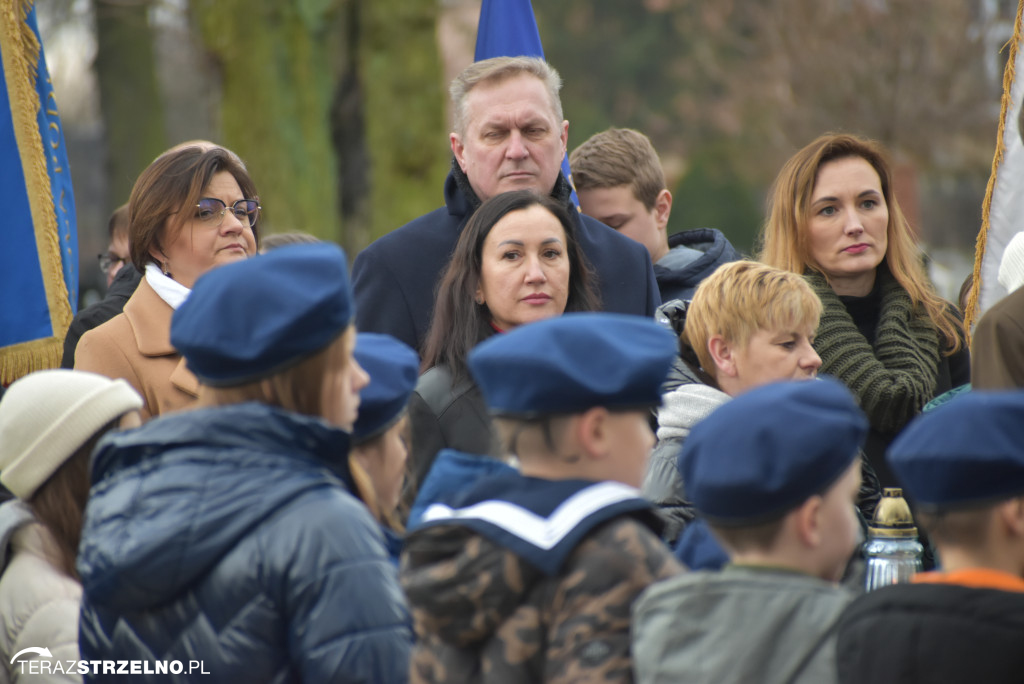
[75,144,260,419]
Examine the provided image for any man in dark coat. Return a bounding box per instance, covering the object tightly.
[352,57,659,354]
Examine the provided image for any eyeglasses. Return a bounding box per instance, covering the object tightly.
[97,253,126,273]
[195,198,260,227]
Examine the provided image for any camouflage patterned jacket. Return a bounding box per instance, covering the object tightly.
[400,476,683,684]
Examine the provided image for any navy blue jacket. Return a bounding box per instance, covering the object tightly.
[654,228,742,304]
[352,165,660,353]
[77,403,412,683]
[407,449,517,529]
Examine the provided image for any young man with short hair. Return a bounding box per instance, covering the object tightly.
[571,127,740,302]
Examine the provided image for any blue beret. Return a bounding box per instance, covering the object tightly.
[887,390,1024,510]
[171,243,354,386]
[352,333,420,444]
[680,377,867,525]
[468,313,677,416]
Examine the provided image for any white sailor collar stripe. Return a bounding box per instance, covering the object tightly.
[419,480,653,574]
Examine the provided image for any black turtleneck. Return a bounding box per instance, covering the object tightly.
[838,273,884,344]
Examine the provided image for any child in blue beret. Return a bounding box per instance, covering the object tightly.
[835,390,1024,683]
[350,332,419,563]
[633,378,867,684]
[401,313,683,684]
[74,244,412,683]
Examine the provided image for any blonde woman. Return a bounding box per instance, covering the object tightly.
[646,261,824,544]
[759,133,968,487]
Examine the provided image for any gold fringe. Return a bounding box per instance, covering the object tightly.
[0,337,62,385]
[0,0,74,384]
[966,0,1024,333]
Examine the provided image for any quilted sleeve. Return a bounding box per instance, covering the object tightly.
[276,489,413,684]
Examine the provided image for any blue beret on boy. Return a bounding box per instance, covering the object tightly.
[888,390,1024,510]
[680,377,867,526]
[171,243,354,386]
[352,333,420,444]
[468,313,677,416]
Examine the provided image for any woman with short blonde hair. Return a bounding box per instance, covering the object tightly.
[646,261,824,544]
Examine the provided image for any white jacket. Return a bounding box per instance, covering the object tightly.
[0,501,82,683]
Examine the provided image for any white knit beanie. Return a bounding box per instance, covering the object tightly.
[0,370,143,500]
[998,231,1024,293]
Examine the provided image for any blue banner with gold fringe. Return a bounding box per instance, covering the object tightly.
[0,0,77,384]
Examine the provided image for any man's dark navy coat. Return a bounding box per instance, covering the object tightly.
[352,166,660,353]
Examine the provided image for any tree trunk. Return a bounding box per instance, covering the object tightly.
[356,0,448,246]
[94,0,166,210]
[192,0,344,243]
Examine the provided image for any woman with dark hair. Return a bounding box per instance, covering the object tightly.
[408,190,600,492]
[0,370,142,681]
[75,144,260,419]
[759,132,969,486]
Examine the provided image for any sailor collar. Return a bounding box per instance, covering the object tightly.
[419,472,658,576]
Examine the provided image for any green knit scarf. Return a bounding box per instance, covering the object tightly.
[806,270,939,434]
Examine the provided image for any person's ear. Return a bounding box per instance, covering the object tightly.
[997,496,1024,538]
[349,440,379,475]
[708,334,738,378]
[258,379,279,405]
[654,188,673,232]
[148,244,166,266]
[574,407,610,462]
[559,120,569,156]
[451,132,468,172]
[794,495,824,548]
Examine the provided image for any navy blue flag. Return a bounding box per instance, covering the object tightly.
[0,0,77,384]
[474,0,578,208]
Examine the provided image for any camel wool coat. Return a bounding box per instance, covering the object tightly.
[75,278,198,420]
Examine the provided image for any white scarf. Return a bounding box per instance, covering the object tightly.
[145,263,191,310]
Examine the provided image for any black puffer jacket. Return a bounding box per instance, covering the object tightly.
[836,580,1024,683]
